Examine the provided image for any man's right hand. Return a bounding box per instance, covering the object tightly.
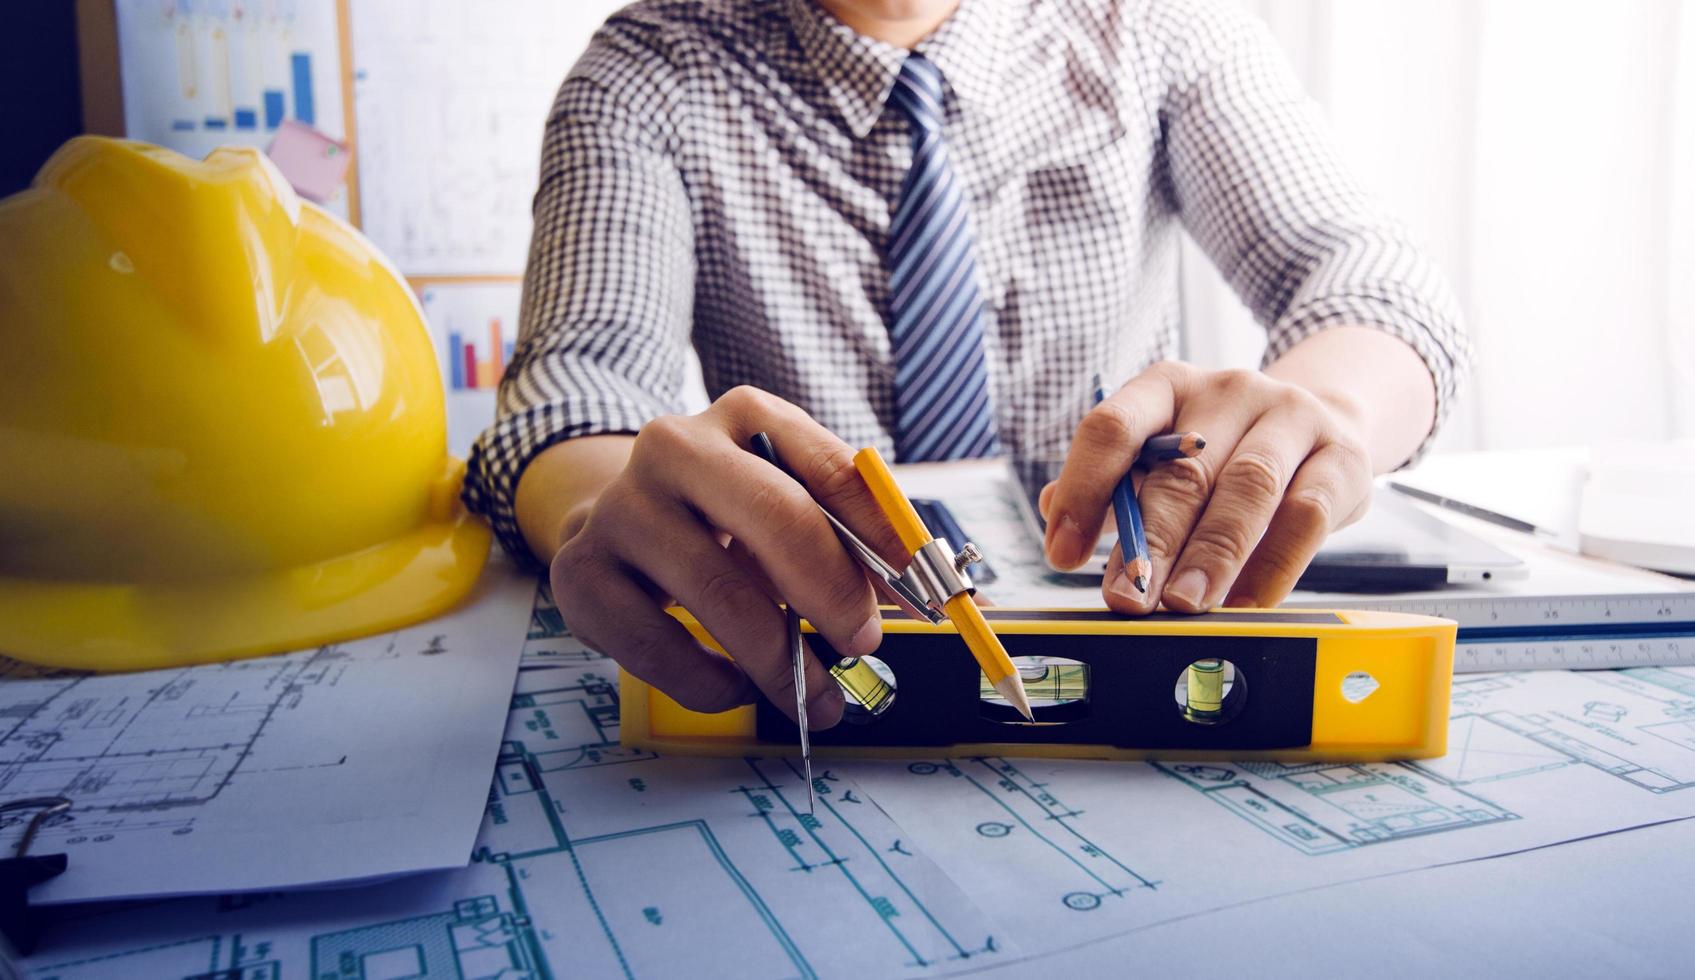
[532,386,901,730]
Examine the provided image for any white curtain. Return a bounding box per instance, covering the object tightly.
[1183,0,1695,451]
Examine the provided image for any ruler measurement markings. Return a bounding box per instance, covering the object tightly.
[1453,636,1693,673]
[1286,593,1695,672]
[1290,593,1695,629]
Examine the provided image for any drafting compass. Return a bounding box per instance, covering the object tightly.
[748,434,1031,814]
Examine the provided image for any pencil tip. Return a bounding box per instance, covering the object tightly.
[995,674,1036,722]
[1133,574,1147,593]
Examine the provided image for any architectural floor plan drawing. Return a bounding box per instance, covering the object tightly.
[842,665,1695,954]
[24,591,1008,979]
[0,561,533,904]
[1153,759,1519,856]
[1411,669,1695,799]
[900,758,1160,912]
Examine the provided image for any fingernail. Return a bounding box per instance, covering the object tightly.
[1105,563,1141,604]
[1049,514,1087,568]
[1165,568,1210,610]
[1132,556,1152,595]
[848,615,883,657]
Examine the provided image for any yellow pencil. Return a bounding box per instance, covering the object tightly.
[853,448,1035,722]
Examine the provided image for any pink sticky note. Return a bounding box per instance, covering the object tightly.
[266,119,351,204]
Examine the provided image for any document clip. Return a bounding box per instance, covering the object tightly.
[623,607,1460,764]
[0,796,71,956]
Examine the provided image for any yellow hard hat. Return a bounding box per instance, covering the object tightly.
[0,137,491,672]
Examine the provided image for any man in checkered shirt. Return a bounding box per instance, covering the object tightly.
[465,0,1469,727]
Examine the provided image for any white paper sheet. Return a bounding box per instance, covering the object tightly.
[0,558,532,904]
[349,0,627,275]
[960,817,1695,979]
[839,665,1695,954]
[24,632,1011,978]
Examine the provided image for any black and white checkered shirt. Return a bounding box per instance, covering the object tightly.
[464,0,1469,562]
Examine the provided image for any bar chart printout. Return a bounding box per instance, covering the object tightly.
[418,282,523,393]
[450,317,515,391]
[417,281,519,455]
[114,1,346,164]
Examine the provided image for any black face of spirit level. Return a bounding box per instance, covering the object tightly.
[755,630,1317,751]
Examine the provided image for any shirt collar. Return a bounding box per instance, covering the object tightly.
[785,0,1006,140]
[914,0,1004,115]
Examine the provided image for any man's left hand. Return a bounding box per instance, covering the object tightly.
[1041,361,1375,612]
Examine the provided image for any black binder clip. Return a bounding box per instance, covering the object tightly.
[0,797,71,956]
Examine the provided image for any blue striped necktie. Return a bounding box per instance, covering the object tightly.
[885,54,1001,462]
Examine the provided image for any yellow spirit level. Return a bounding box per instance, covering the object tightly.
[621,607,1456,763]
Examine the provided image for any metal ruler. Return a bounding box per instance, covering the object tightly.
[1287,593,1695,673]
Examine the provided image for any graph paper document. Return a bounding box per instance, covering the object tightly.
[0,558,531,904]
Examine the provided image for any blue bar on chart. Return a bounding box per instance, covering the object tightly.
[449,332,465,390]
[264,90,286,129]
[291,53,315,126]
[171,120,195,132]
[203,117,228,130]
[233,108,257,130]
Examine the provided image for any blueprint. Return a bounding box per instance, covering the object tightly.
[20,478,1695,973]
[0,559,532,904]
[22,590,1008,979]
[841,665,1695,952]
[962,817,1695,979]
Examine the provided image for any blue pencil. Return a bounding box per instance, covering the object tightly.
[1093,376,1152,594]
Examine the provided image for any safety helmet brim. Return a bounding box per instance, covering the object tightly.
[0,506,491,672]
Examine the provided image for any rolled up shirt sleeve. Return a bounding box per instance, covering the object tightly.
[461,20,695,563]
[1151,0,1472,462]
